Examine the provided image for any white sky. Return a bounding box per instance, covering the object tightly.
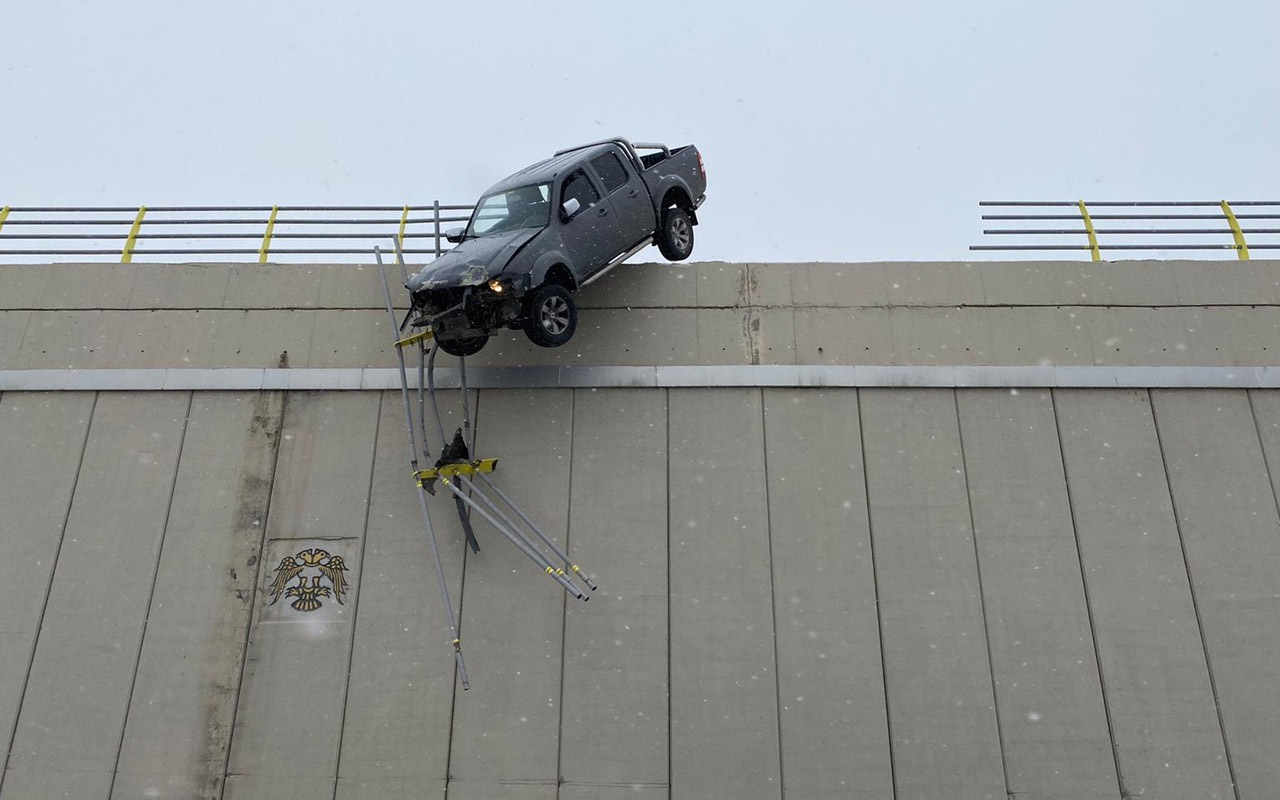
[2,0,1277,262]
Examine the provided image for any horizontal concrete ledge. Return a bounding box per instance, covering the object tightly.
[3,365,1279,391]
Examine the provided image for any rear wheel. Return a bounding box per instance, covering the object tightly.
[437,332,489,357]
[523,283,577,348]
[657,207,694,261]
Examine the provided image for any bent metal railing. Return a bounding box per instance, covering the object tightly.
[971,201,1280,261]
[0,203,474,263]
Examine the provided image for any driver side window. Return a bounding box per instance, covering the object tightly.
[561,170,600,220]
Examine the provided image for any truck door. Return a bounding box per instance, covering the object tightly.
[590,148,653,247]
[557,168,624,281]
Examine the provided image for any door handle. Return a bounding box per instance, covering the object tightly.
[628,189,639,198]
[597,207,609,217]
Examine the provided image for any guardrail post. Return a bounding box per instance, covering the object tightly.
[398,204,410,253]
[1077,200,1101,262]
[121,205,147,263]
[258,205,279,264]
[433,200,441,255]
[1220,201,1250,260]
[0,205,9,236]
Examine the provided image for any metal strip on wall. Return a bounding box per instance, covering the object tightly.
[1,366,1278,391]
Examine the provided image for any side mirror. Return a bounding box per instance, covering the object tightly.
[561,197,581,219]
[445,227,465,244]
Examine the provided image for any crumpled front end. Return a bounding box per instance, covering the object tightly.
[404,228,540,340]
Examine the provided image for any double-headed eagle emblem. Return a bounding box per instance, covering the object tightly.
[268,548,349,612]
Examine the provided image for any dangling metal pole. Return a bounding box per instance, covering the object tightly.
[471,472,598,591]
[426,342,449,447]
[376,247,469,691]
[458,354,475,455]
[436,477,588,600]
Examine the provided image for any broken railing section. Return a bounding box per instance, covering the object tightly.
[375,243,597,690]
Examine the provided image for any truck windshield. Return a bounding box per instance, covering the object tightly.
[467,183,552,238]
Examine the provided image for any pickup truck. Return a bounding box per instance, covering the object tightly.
[406,138,707,356]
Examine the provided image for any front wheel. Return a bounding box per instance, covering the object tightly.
[523,283,578,348]
[657,207,694,261]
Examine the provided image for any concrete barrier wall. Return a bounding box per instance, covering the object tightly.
[2,261,1279,371]
[1,386,1278,800]
[3,261,1279,800]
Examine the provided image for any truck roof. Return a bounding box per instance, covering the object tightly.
[483,143,617,195]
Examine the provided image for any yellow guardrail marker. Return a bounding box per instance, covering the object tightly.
[121,205,147,263]
[398,204,410,253]
[258,205,279,264]
[1077,200,1101,263]
[1220,201,1250,260]
[395,329,435,348]
[0,205,10,235]
[413,458,499,482]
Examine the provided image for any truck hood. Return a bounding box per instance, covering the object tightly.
[407,228,540,291]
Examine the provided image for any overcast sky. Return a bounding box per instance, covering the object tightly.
[2,0,1277,262]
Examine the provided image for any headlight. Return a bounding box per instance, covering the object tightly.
[487,279,505,293]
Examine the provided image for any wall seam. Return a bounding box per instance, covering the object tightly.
[951,389,1012,797]
[107,390,195,796]
[1050,389,1127,796]
[758,388,786,799]
[1147,389,1241,800]
[329,390,384,799]
[0,391,99,795]
[855,389,899,800]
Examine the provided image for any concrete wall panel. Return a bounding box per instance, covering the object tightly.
[0,393,95,781]
[335,391,472,797]
[1151,390,1280,799]
[1055,389,1233,799]
[762,388,893,799]
[859,388,1007,799]
[1,392,189,800]
[224,392,379,797]
[956,389,1119,797]
[110,391,283,800]
[560,388,669,789]
[668,388,780,800]
[445,389,572,791]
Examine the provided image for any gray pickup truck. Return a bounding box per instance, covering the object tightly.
[406,138,707,356]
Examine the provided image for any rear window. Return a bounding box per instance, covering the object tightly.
[590,152,629,193]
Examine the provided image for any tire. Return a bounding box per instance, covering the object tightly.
[437,332,489,357]
[523,283,578,348]
[657,206,694,261]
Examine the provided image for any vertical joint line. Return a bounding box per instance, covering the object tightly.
[1220,201,1250,260]
[758,389,786,798]
[258,205,279,264]
[951,390,1012,798]
[108,390,196,798]
[1078,200,1101,263]
[555,389,576,798]
[855,390,898,799]
[1050,389,1126,796]
[1148,390,1241,800]
[664,388,673,796]
[121,205,147,263]
[330,392,384,800]
[0,392,99,797]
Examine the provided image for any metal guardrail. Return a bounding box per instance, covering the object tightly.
[971,201,1280,261]
[0,203,474,263]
